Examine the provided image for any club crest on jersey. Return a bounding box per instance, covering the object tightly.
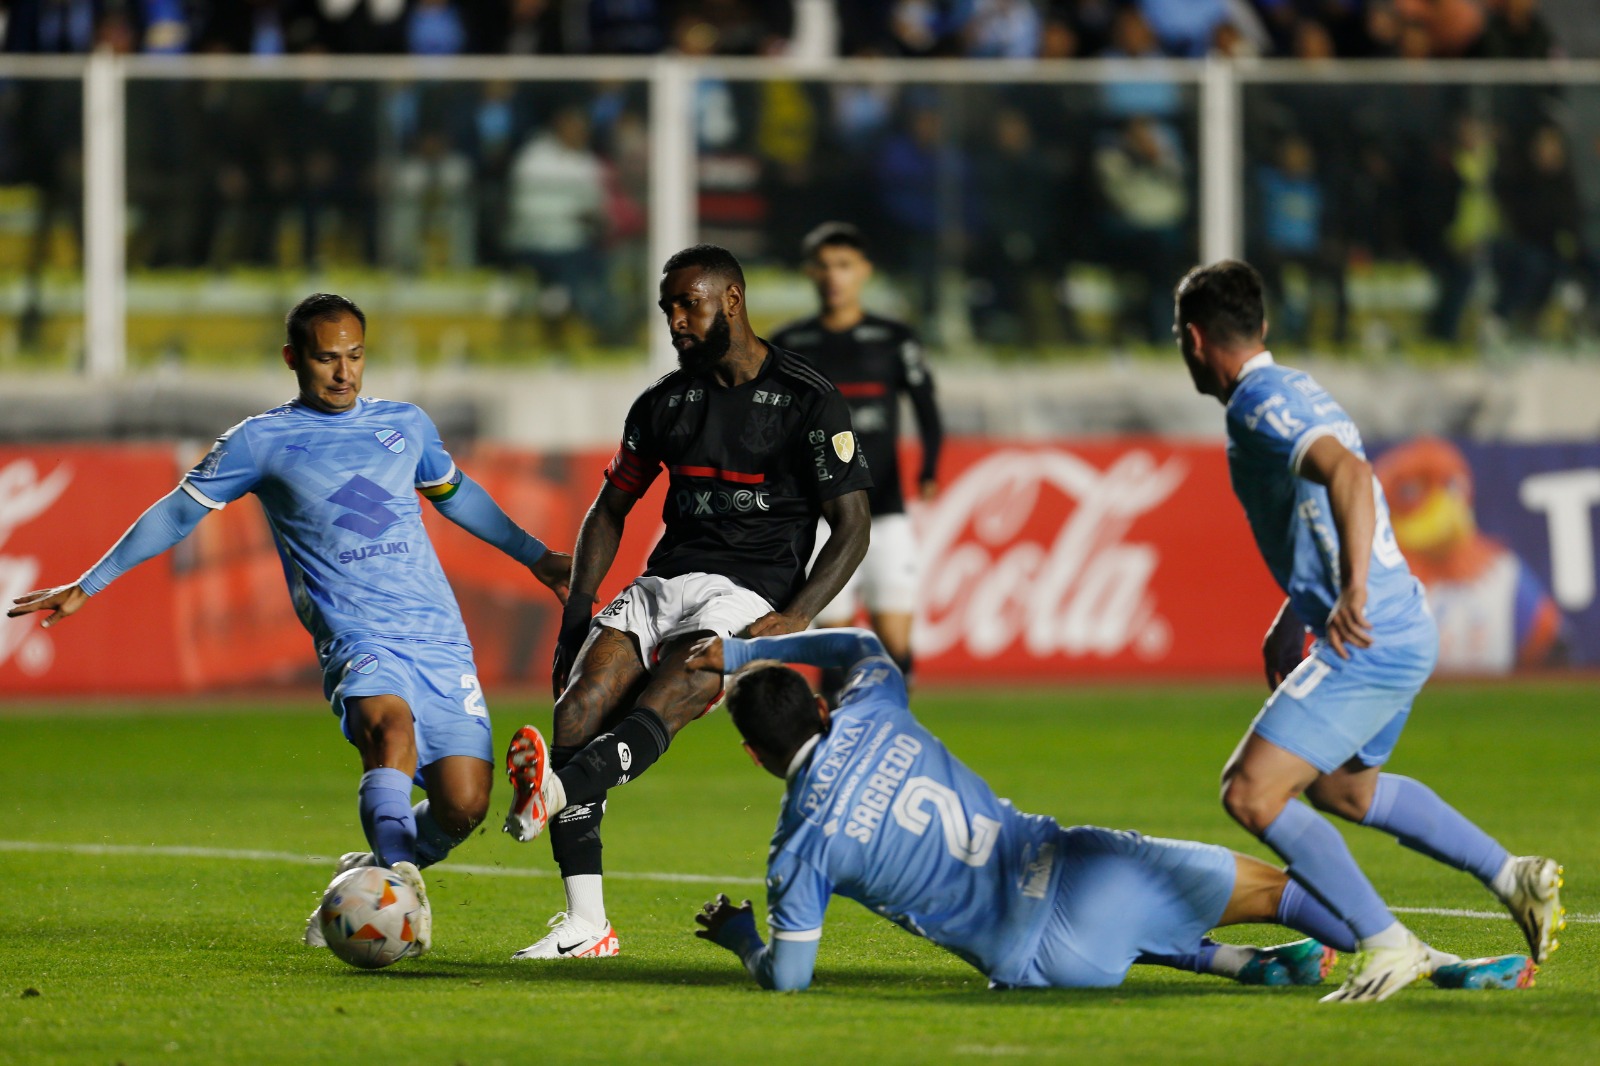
[374,429,407,454]
[831,431,856,463]
[350,653,379,675]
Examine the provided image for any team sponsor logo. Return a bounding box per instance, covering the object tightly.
[831,432,856,463]
[674,488,771,516]
[0,458,73,678]
[809,430,826,444]
[623,423,642,452]
[374,429,407,454]
[918,448,1186,663]
[328,475,403,539]
[617,742,632,772]
[752,390,792,407]
[667,389,705,408]
[338,541,411,564]
[285,441,311,456]
[854,325,892,342]
[350,653,379,675]
[800,719,867,819]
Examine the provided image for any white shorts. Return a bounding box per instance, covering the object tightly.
[812,512,920,623]
[594,572,774,668]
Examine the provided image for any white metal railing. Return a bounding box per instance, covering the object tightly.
[6,53,1600,374]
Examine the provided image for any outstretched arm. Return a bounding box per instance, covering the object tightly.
[6,488,210,627]
[1298,435,1376,659]
[746,489,870,637]
[688,627,889,677]
[695,894,819,992]
[428,472,569,602]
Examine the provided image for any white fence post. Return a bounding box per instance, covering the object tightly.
[83,48,126,378]
[1199,57,1241,267]
[648,58,697,372]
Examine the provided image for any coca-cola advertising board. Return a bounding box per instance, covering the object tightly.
[2,438,1295,696]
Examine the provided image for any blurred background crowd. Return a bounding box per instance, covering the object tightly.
[2,0,1599,364]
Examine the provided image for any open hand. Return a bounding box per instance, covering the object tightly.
[694,893,754,944]
[744,611,806,638]
[7,585,89,629]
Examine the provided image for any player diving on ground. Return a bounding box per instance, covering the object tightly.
[682,629,1534,995]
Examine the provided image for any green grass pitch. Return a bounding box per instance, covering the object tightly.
[2,681,1595,1065]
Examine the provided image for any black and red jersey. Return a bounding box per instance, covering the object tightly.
[604,343,873,609]
[770,313,942,516]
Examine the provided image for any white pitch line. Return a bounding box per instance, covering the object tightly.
[1,840,1590,921]
[0,839,763,887]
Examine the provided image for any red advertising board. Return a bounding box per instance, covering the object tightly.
[0,439,1284,697]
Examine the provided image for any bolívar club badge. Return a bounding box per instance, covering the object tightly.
[374,430,406,454]
[831,431,856,463]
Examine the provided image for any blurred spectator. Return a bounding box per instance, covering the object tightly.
[1470,0,1557,58]
[1414,112,1499,342]
[1492,122,1584,335]
[196,1,313,54]
[1046,0,1118,57]
[963,0,1042,58]
[314,0,405,53]
[506,107,612,337]
[1137,0,1230,58]
[1252,132,1347,346]
[1394,0,1483,57]
[1101,8,1183,121]
[389,127,474,271]
[406,0,466,55]
[875,99,976,334]
[1093,114,1189,344]
[587,0,666,54]
[970,106,1057,343]
[468,80,526,265]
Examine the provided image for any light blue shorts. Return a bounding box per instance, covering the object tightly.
[323,636,493,779]
[1014,827,1237,988]
[1250,613,1439,774]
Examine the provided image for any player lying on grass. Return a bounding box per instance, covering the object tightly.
[7,294,570,958]
[1172,260,1563,1001]
[679,629,1534,996]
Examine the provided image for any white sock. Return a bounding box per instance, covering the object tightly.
[1208,944,1255,978]
[1358,921,1410,952]
[1490,856,1520,899]
[564,874,606,927]
[545,772,568,817]
[1425,945,1462,970]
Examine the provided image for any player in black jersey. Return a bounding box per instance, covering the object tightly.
[500,244,872,960]
[772,222,942,692]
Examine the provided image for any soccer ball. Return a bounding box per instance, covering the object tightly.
[316,865,422,969]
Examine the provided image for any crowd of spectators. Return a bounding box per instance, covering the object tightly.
[0,1,1570,62]
[1,0,1592,353]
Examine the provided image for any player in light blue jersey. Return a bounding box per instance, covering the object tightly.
[679,629,1534,995]
[8,294,571,956]
[1173,260,1563,1002]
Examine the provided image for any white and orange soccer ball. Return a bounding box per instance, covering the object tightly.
[316,865,422,969]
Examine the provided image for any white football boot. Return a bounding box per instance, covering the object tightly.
[1500,856,1565,964]
[1320,931,1432,1004]
[302,852,377,947]
[389,860,433,958]
[511,911,620,960]
[503,725,564,843]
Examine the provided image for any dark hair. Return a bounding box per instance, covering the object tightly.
[1173,260,1265,345]
[725,661,824,760]
[661,243,745,289]
[800,221,868,261]
[286,293,366,357]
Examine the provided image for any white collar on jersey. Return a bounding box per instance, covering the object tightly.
[1237,350,1275,381]
[787,732,823,782]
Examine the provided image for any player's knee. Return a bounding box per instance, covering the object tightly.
[1304,780,1368,822]
[432,788,489,836]
[1220,775,1283,836]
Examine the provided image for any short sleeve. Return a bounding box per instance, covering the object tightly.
[1226,375,1342,477]
[412,406,460,495]
[604,391,663,498]
[766,847,832,940]
[802,390,873,501]
[180,422,262,510]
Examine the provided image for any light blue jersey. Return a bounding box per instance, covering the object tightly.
[1225,352,1420,638]
[179,397,470,651]
[735,639,1063,986]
